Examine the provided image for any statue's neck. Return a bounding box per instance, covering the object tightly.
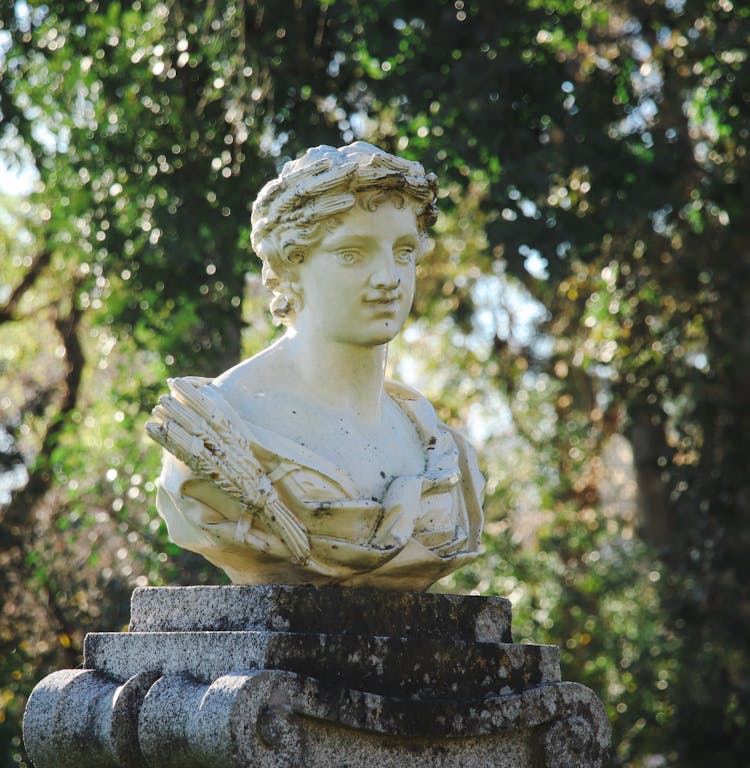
[282,329,388,424]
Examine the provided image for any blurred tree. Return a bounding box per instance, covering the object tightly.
[0,0,403,758]
[1,1,748,766]
[348,2,750,762]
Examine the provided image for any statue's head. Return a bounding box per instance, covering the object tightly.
[250,142,438,325]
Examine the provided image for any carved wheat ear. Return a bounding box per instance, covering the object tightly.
[146,378,311,564]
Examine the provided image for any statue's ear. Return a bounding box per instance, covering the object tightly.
[270,278,304,323]
[287,248,305,265]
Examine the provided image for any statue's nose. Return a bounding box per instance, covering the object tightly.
[369,251,400,290]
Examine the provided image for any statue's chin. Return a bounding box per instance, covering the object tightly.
[330,320,408,347]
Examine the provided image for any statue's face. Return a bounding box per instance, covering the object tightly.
[293,201,419,346]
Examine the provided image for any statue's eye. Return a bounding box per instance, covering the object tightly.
[335,250,361,264]
[394,245,416,264]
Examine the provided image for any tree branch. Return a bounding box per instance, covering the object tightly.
[0,302,85,543]
[0,249,52,324]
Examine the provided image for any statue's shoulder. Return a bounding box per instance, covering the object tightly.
[214,348,278,393]
[385,378,482,467]
[384,378,424,402]
[384,379,442,434]
[212,345,294,410]
[386,377,431,402]
[209,347,309,442]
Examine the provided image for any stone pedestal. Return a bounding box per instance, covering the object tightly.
[23,586,610,767]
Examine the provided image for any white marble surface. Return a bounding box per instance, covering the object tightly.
[147,143,484,589]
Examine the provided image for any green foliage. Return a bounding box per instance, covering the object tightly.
[2,1,749,766]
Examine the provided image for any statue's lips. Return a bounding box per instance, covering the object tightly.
[362,291,403,306]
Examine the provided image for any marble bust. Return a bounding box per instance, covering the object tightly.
[147,142,484,590]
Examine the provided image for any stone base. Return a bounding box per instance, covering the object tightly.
[23,586,611,767]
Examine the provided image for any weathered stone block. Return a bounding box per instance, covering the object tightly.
[129,585,513,642]
[24,586,611,767]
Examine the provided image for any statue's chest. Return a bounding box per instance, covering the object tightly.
[239,395,427,500]
[290,409,426,499]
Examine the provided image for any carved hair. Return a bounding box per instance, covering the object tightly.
[250,142,439,324]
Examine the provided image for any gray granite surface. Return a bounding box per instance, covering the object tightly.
[85,629,560,695]
[129,584,513,642]
[24,586,611,768]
